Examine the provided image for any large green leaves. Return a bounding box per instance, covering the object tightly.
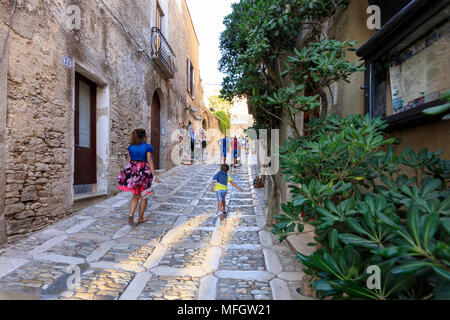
[407,205,421,246]
[422,89,450,120]
[432,266,450,282]
[270,84,449,300]
[338,234,381,249]
[391,261,434,275]
[422,212,439,251]
[332,281,380,300]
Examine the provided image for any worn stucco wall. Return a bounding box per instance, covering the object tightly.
[1,0,217,242]
[391,121,450,159]
[330,0,375,116]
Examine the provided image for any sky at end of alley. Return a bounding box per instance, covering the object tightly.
[186,0,239,88]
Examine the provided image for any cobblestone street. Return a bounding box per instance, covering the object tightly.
[0,162,308,300]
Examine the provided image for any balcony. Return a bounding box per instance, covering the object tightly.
[150,27,177,79]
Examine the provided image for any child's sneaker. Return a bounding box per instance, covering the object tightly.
[218,210,225,220]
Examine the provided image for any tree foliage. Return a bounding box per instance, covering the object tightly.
[219,0,359,134]
[209,95,234,118]
[214,110,231,135]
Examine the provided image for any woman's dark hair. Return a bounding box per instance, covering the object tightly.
[220,164,230,172]
[130,129,147,145]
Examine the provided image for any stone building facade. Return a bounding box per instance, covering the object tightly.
[0,0,218,244]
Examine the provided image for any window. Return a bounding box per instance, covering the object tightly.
[156,3,164,50]
[156,2,164,31]
[367,21,449,127]
[387,23,448,116]
[357,0,449,129]
[187,58,195,98]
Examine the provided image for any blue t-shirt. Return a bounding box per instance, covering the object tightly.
[222,138,228,152]
[128,143,154,161]
[213,170,232,191]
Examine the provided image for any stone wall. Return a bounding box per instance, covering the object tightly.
[0,25,7,245]
[1,0,218,243]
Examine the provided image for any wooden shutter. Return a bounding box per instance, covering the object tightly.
[156,4,163,30]
[191,66,195,98]
[186,59,190,93]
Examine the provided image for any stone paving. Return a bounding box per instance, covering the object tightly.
[0,161,311,300]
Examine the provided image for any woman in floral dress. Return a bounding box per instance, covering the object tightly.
[118,129,160,225]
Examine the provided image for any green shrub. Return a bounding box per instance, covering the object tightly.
[273,113,450,300]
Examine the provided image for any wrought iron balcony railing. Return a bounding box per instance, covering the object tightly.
[150,27,177,79]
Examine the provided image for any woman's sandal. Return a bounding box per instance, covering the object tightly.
[128,216,134,224]
[136,217,148,225]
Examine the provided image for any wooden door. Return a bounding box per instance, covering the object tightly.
[74,73,97,185]
[151,92,161,170]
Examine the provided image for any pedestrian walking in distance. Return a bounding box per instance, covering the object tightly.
[118,129,160,225]
[210,164,243,219]
[232,135,240,167]
[190,125,195,164]
[201,128,207,162]
[221,135,228,164]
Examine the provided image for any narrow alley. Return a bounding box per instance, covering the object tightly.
[1,0,448,307]
[0,160,307,300]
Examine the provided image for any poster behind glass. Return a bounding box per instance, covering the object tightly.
[388,22,449,115]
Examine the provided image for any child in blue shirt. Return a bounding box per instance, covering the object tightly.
[210,164,243,218]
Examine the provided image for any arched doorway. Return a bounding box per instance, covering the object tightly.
[202,112,209,129]
[151,92,161,169]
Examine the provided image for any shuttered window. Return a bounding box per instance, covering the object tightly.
[187,59,190,93]
[191,65,195,98]
[187,58,195,98]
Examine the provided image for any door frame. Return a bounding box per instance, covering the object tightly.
[151,91,161,170]
[74,72,97,186]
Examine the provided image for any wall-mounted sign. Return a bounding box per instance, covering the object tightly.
[389,22,449,114]
[63,56,73,68]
